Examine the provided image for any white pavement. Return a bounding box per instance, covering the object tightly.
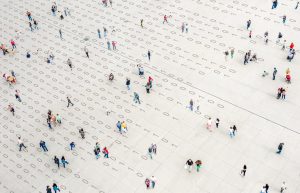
[1,0,300,192]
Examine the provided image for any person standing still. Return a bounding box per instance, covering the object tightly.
[273,67,277,80]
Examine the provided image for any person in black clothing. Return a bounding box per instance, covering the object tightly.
[147,50,151,61]
[67,96,74,107]
[54,156,60,168]
[46,185,52,193]
[263,184,269,193]
[186,159,194,172]
[277,143,284,154]
[240,165,247,176]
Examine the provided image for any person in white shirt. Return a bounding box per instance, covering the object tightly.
[18,137,27,151]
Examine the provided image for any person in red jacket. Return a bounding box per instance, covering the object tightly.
[103,147,109,158]
[289,42,294,50]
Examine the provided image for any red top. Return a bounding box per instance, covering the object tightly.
[290,43,294,49]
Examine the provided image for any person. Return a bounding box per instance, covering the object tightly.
[240,165,247,176]
[15,90,21,102]
[116,121,122,133]
[138,66,144,76]
[262,71,268,77]
[61,156,69,168]
[26,51,31,58]
[181,22,185,33]
[246,19,251,30]
[145,82,151,93]
[250,53,257,62]
[148,76,153,88]
[282,40,286,50]
[277,87,283,99]
[126,78,130,90]
[67,58,72,70]
[52,183,60,193]
[97,29,101,38]
[224,50,229,61]
[147,50,151,61]
[56,114,62,124]
[84,47,89,58]
[18,137,27,151]
[281,88,286,99]
[286,74,291,83]
[103,147,109,158]
[121,121,127,133]
[272,0,278,9]
[188,99,193,111]
[206,118,212,131]
[59,29,62,39]
[70,142,75,150]
[8,104,15,116]
[148,146,153,159]
[79,128,85,139]
[282,15,286,24]
[229,127,234,138]
[54,156,60,168]
[185,159,193,172]
[133,92,141,104]
[109,73,114,81]
[67,96,74,107]
[216,118,220,128]
[263,184,269,193]
[232,125,237,136]
[112,41,117,50]
[150,176,156,188]
[151,144,157,154]
[276,32,283,43]
[140,19,144,28]
[296,1,299,9]
[94,144,101,159]
[280,181,287,193]
[39,140,48,152]
[163,15,168,24]
[46,185,52,193]
[230,48,234,58]
[272,67,277,80]
[195,160,202,172]
[289,42,294,50]
[145,178,150,189]
[277,143,284,154]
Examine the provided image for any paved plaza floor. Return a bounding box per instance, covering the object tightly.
[1,0,300,192]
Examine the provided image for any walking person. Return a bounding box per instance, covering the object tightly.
[185,159,193,172]
[148,146,153,159]
[39,140,48,152]
[147,50,151,61]
[232,125,237,136]
[8,104,15,116]
[59,29,63,39]
[224,50,229,61]
[54,156,60,168]
[280,182,287,193]
[46,185,52,193]
[230,48,234,59]
[29,22,34,31]
[56,114,62,124]
[272,0,278,9]
[79,128,85,139]
[47,118,52,129]
[107,41,111,50]
[33,19,38,29]
[126,78,130,90]
[263,184,269,193]
[70,142,75,150]
[246,19,251,30]
[67,96,74,107]
[151,144,157,154]
[61,156,69,168]
[52,183,60,193]
[133,92,141,104]
[18,137,27,151]
[215,118,220,128]
[145,82,151,93]
[276,32,283,43]
[296,1,299,9]
[26,11,32,21]
[140,19,144,28]
[112,41,116,50]
[67,58,72,70]
[240,165,247,177]
[10,40,16,49]
[249,30,252,38]
[195,160,202,172]
[188,99,193,111]
[103,27,107,37]
[15,90,21,102]
[206,118,212,131]
[97,29,101,38]
[84,47,89,58]
[281,88,286,99]
[282,15,287,24]
[272,68,277,80]
[282,40,286,50]
[276,143,284,154]
[103,147,109,158]
[229,127,234,138]
[181,23,185,33]
[163,15,168,24]
[150,176,156,189]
